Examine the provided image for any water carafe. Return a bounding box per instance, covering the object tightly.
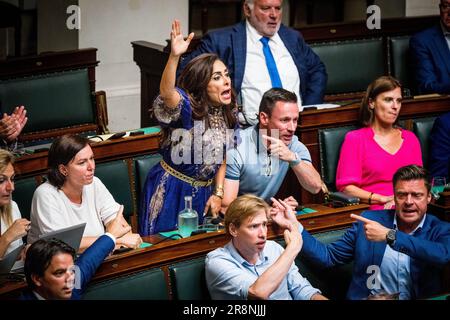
[178,196,198,237]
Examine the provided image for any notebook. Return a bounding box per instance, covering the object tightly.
[39,222,86,252]
[0,244,24,275]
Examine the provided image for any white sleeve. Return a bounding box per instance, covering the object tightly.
[93,177,121,226]
[29,184,70,243]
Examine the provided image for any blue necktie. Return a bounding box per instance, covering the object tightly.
[260,37,283,88]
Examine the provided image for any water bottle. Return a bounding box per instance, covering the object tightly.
[178,196,198,238]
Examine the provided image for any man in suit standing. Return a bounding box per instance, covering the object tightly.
[410,0,450,94]
[179,0,327,126]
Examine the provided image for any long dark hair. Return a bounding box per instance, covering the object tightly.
[47,135,90,189]
[177,53,237,129]
[359,76,402,127]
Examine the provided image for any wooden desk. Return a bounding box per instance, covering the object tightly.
[0,203,368,299]
[280,95,450,204]
[15,132,161,178]
[429,191,450,222]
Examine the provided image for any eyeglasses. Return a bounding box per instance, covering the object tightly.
[440,3,450,12]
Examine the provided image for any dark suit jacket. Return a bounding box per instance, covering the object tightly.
[300,210,450,300]
[430,111,450,180]
[410,25,450,94]
[179,22,327,106]
[21,234,114,300]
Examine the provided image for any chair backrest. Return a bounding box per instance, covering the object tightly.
[388,35,413,95]
[82,268,169,300]
[168,257,211,300]
[0,68,96,143]
[310,38,385,94]
[95,160,134,222]
[296,228,353,300]
[412,116,436,170]
[134,154,162,205]
[318,125,357,191]
[12,177,38,221]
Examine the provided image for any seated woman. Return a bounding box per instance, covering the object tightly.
[139,20,238,235]
[336,76,423,209]
[0,149,30,266]
[28,135,142,251]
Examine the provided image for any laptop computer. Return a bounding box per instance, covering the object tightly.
[0,244,24,275]
[39,222,86,253]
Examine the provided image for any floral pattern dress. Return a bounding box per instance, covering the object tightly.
[139,88,235,235]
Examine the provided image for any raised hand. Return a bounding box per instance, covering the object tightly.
[282,196,298,211]
[262,135,297,163]
[283,221,303,254]
[0,106,28,142]
[170,19,194,57]
[350,214,390,242]
[270,197,298,230]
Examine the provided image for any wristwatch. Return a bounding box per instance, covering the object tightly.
[386,229,397,246]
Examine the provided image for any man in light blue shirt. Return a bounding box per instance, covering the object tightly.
[206,194,326,300]
[221,88,322,213]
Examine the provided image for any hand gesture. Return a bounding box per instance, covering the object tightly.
[0,106,28,142]
[283,221,303,254]
[262,135,297,163]
[170,19,194,57]
[282,196,298,211]
[270,198,298,230]
[350,214,390,242]
[204,194,221,217]
[106,205,131,239]
[3,218,30,243]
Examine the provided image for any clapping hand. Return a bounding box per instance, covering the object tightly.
[0,106,28,142]
[170,20,194,57]
[350,214,390,242]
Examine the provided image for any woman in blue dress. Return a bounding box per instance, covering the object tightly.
[139,20,238,235]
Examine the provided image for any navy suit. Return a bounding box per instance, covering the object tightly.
[21,234,114,300]
[410,25,450,94]
[430,112,450,180]
[179,22,327,106]
[300,210,450,300]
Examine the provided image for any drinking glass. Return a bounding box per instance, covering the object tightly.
[431,176,446,200]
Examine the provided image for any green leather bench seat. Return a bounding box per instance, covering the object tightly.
[133,154,162,205]
[412,116,436,170]
[95,160,134,222]
[296,228,353,300]
[12,176,37,221]
[0,69,95,133]
[82,268,169,300]
[311,38,385,94]
[318,125,357,191]
[169,257,210,300]
[388,35,413,94]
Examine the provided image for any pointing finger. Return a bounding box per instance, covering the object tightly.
[350,214,373,224]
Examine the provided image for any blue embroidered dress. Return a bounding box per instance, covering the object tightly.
[139,88,233,235]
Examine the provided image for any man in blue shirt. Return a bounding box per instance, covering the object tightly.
[221,88,322,213]
[274,165,450,299]
[206,194,326,300]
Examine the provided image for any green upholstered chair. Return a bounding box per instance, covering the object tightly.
[0,68,98,144]
[168,257,211,300]
[12,177,38,221]
[310,38,385,95]
[82,268,169,300]
[412,116,436,170]
[95,160,134,222]
[295,228,353,300]
[388,35,414,95]
[318,125,357,191]
[134,154,162,204]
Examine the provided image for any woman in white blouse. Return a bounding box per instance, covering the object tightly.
[0,149,30,261]
[29,135,142,252]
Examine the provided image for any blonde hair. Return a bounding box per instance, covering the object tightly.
[0,150,15,227]
[224,194,270,235]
